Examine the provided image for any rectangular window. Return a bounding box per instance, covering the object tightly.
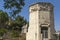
[41,27,48,38]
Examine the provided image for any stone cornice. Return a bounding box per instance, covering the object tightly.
[29,2,54,8]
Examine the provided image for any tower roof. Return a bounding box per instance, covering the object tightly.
[29,2,54,7]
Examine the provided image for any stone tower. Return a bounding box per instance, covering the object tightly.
[26,2,55,40]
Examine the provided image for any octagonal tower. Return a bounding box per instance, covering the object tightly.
[26,2,55,40]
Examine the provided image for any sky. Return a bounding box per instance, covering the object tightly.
[0,0,60,31]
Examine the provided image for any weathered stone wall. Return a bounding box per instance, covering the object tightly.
[26,2,55,40]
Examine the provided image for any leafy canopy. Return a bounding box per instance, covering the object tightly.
[0,10,8,25]
[7,15,27,32]
[0,28,8,36]
[3,0,25,16]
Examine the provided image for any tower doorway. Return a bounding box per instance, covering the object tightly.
[41,27,48,40]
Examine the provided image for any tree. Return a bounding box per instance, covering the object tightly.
[8,15,27,32]
[0,10,9,28]
[6,15,27,37]
[3,0,25,16]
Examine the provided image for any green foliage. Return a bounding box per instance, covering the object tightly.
[3,0,25,16]
[0,9,27,40]
[0,10,9,25]
[15,15,27,26]
[7,16,27,37]
[11,30,19,37]
[0,10,8,36]
[8,15,27,32]
[0,28,8,36]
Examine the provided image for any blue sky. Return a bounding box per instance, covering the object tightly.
[0,0,60,31]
